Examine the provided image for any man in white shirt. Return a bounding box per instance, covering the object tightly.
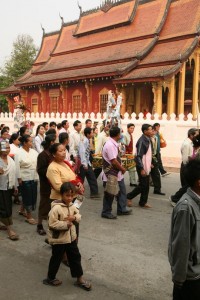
[94,120,110,178]
[69,120,83,173]
[42,122,49,133]
[170,128,198,206]
[49,121,57,130]
[59,120,70,134]
[123,123,137,187]
[95,120,110,154]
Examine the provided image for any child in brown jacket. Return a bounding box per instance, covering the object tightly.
[43,182,91,291]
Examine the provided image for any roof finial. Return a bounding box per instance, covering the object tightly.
[40,24,45,35]
[59,13,64,25]
[77,1,82,14]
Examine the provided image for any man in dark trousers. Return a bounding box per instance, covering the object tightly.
[127,124,153,208]
[168,159,200,300]
[78,127,100,198]
[101,127,132,219]
[151,128,165,195]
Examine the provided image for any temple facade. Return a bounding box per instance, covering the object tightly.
[1,0,200,117]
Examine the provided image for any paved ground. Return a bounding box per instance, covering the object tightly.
[0,172,180,300]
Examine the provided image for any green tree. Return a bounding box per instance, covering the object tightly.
[1,34,38,85]
[0,34,38,112]
[0,76,9,112]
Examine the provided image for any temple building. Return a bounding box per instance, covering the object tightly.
[1,0,200,117]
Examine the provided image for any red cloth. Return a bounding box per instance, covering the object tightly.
[63,160,84,194]
[125,134,133,154]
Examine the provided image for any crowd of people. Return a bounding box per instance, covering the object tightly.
[1,119,200,298]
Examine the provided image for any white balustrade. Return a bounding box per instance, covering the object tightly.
[1,111,200,168]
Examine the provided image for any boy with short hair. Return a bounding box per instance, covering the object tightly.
[43,182,91,291]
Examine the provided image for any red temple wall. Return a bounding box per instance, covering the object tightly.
[91,80,116,113]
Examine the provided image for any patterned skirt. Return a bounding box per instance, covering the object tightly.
[21,180,37,212]
[0,189,13,226]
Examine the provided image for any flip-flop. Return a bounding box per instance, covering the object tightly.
[37,228,46,235]
[0,225,7,231]
[43,278,62,286]
[74,280,92,291]
[8,234,19,241]
[18,211,27,217]
[25,218,37,225]
[14,198,21,205]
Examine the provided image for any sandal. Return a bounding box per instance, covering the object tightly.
[13,197,21,205]
[25,218,37,225]
[8,233,19,241]
[43,278,62,286]
[44,238,49,245]
[0,225,7,231]
[18,211,27,217]
[74,280,92,291]
[37,226,46,236]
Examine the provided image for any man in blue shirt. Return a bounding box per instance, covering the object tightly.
[78,127,99,198]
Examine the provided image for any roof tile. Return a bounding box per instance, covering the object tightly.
[36,38,153,73]
[54,0,168,54]
[160,0,200,40]
[74,1,136,36]
[140,37,196,65]
[34,33,59,65]
[118,63,179,81]
[16,62,133,86]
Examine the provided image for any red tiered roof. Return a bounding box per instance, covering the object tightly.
[116,0,200,83]
[34,38,153,73]
[16,0,171,87]
[73,0,137,36]
[159,0,200,40]
[0,85,19,95]
[119,63,182,82]
[34,31,60,66]
[0,0,196,91]
[16,62,134,85]
[51,0,167,55]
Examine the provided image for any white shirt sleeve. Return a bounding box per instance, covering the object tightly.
[34,136,43,153]
[95,133,104,154]
[181,140,192,164]
[69,133,77,158]
[14,152,21,179]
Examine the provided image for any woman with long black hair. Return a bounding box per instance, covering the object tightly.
[34,124,45,153]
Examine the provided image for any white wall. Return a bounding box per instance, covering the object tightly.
[1,111,199,168]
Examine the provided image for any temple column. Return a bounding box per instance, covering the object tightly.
[60,84,68,113]
[178,62,186,115]
[89,83,93,112]
[39,87,46,113]
[85,81,93,113]
[121,86,127,115]
[192,52,200,118]
[152,82,163,115]
[167,76,175,115]
[135,87,141,115]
